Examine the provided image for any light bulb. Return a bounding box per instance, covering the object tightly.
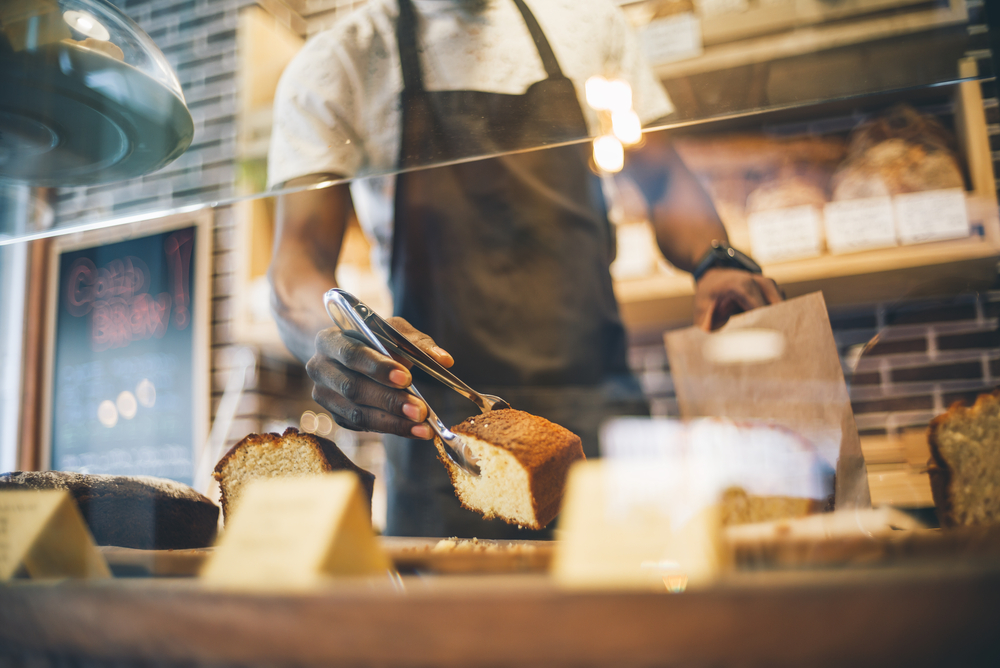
[612,110,642,146]
[593,135,624,173]
[606,79,633,113]
[63,10,111,41]
[585,76,610,111]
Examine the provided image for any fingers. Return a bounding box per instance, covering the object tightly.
[309,326,434,439]
[693,268,783,331]
[755,275,784,304]
[388,317,455,368]
[315,327,412,387]
[312,384,433,439]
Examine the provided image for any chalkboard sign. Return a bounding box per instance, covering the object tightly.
[43,212,211,486]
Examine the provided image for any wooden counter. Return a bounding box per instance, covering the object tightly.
[2,564,998,667]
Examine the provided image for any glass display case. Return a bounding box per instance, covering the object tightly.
[1,0,999,665]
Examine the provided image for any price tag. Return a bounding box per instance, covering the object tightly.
[552,460,729,592]
[747,205,823,263]
[200,473,390,590]
[894,189,969,244]
[639,13,702,65]
[823,197,897,253]
[0,490,111,581]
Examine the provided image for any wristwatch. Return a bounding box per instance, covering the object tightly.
[692,240,762,282]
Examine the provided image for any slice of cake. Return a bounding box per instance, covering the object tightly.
[0,471,218,549]
[928,390,1000,527]
[435,409,585,530]
[213,427,375,523]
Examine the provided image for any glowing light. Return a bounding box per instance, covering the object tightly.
[316,413,335,436]
[585,76,610,110]
[663,574,689,593]
[585,76,632,112]
[136,378,156,408]
[97,400,118,428]
[63,11,111,41]
[116,391,138,420]
[300,410,318,433]
[703,328,786,365]
[605,79,632,113]
[612,110,642,146]
[593,135,624,173]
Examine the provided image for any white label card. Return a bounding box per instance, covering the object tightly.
[0,490,110,581]
[552,460,729,592]
[200,473,391,590]
[639,13,702,65]
[823,197,897,253]
[894,189,969,244]
[747,205,823,263]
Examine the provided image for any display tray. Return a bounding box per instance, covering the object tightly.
[98,537,556,578]
[95,522,1000,578]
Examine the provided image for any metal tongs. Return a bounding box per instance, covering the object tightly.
[324,289,511,476]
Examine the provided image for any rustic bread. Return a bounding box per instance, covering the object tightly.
[745,175,828,213]
[213,427,375,523]
[435,409,584,530]
[832,104,964,200]
[0,471,218,549]
[928,390,1000,527]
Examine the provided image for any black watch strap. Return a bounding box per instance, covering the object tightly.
[692,241,762,282]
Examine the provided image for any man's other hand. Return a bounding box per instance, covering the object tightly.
[693,268,783,331]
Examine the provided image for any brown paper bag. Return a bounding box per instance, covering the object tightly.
[664,292,871,509]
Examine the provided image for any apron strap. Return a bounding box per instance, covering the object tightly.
[397,0,567,93]
[397,0,424,92]
[510,0,565,80]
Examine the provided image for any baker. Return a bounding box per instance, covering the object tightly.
[267,0,781,537]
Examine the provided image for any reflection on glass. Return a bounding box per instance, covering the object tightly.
[0,0,982,244]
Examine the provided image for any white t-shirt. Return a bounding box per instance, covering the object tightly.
[268,0,673,274]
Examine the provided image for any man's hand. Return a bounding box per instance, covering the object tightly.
[305,317,454,440]
[693,268,783,331]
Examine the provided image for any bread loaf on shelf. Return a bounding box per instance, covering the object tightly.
[0,471,219,549]
[928,390,1000,527]
[435,409,585,531]
[832,104,965,200]
[213,427,375,523]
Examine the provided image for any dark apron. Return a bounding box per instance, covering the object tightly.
[384,0,647,538]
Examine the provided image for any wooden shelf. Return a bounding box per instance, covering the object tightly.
[617,202,1000,329]
[651,0,967,80]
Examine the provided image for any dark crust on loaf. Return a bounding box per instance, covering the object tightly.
[0,471,218,549]
[927,389,1000,527]
[213,427,375,518]
[435,409,584,530]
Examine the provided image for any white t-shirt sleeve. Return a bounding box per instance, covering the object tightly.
[267,34,366,189]
[605,5,673,126]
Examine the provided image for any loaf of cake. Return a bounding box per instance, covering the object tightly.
[213,427,375,523]
[928,390,1000,527]
[0,471,218,549]
[719,486,825,527]
[435,409,585,530]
